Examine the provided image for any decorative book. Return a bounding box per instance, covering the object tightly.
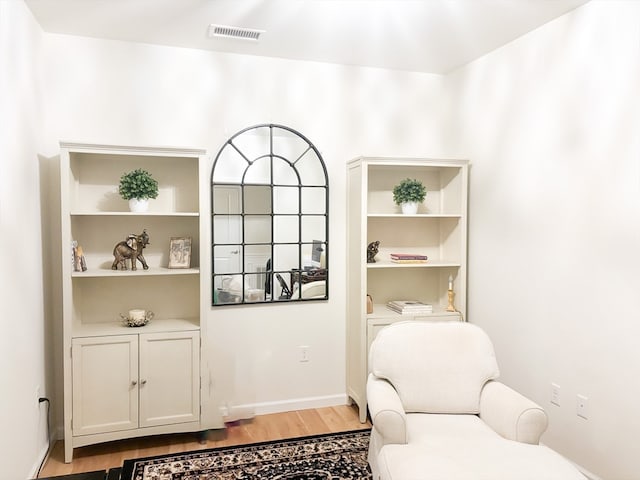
[387,300,433,315]
[391,259,429,264]
[390,253,428,264]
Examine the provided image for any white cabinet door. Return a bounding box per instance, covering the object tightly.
[72,335,138,436]
[138,331,200,428]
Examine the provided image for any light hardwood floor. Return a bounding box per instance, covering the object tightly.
[38,405,370,478]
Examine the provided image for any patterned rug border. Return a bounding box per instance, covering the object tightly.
[120,428,372,480]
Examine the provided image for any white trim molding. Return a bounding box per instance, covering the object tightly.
[231,394,349,418]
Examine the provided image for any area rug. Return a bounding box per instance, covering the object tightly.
[120,429,372,480]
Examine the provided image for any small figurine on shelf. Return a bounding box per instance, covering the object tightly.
[71,240,88,272]
[120,309,154,327]
[75,245,87,272]
[112,229,150,271]
[367,240,380,263]
[367,294,374,314]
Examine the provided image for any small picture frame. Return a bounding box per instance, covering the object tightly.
[168,237,192,269]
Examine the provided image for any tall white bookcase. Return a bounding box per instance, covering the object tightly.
[59,142,215,462]
[346,157,469,422]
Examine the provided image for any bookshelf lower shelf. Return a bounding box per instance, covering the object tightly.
[368,303,462,321]
[72,318,200,337]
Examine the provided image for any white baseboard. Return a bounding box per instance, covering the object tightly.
[231,393,349,417]
[28,437,54,480]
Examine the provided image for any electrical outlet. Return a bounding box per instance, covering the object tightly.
[550,383,560,406]
[577,394,588,419]
[299,345,310,363]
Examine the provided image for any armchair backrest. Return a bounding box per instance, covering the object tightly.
[369,321,500,414]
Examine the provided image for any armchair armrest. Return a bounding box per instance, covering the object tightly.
[366,373,407,445]
[480,380,548,444]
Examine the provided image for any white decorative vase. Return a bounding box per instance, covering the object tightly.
[128,198,149,213]
[401,202,419,215]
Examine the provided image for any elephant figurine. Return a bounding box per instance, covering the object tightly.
[112,229,150,271]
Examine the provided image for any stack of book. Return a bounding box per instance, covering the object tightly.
[386,300,433,315]
[390,253,428,264]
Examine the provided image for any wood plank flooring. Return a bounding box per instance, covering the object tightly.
[38,404,370,478]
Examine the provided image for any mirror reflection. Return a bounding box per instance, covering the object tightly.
[211,124,329,305]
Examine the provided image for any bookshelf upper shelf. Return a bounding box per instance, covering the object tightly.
[367,260,461,269]
[71,211,199,217]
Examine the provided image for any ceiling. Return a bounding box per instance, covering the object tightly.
[25,0,589,74]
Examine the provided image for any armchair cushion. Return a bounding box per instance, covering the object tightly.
[369,321,499,414]
[378,415,586,480]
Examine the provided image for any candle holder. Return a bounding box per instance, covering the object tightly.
[446,289,456,312]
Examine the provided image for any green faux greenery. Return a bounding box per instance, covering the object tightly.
[118,169,159,200]
[392,178,427,205]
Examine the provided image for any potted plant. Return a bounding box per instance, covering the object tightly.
[119,168,159,212]
[392,178,426,214]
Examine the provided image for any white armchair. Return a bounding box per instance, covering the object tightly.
[367,321,586,480]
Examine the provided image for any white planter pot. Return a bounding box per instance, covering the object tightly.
[128,198,149,213]
[401,202,419,215]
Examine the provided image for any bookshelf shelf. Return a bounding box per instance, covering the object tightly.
[367,213,462,218]
[367,303,460,319]
[71,267,200,278]
[71,211,199,217]
[367,260,461,268]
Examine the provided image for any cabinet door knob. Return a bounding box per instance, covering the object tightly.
[230,250,239,254]
[131,380,137,386]
[140,379,147,385]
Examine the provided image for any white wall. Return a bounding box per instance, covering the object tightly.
[40,33,448,425]
[445,1,640,478]
[0,1,50,479]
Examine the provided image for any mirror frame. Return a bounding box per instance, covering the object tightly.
[211,124,329,306]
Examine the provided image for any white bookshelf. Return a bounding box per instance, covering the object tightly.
[346,157,469,422]
[59,142,211,462]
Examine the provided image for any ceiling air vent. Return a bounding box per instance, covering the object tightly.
[208,24,264,41]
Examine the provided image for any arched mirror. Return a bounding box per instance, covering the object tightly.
[211,124,328,305]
